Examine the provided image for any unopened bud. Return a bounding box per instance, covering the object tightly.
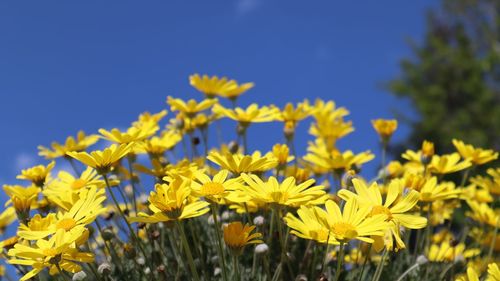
[98,263,112,275]
[214,267,222,276]
[137,257,146,265]
[416,255,428,265]
[255,243,269,255]
[72,271,87,281]
[228,141,239,154]
[221,211,231,221]
[101,229,115,241]
[253,216,265,226]
[124,185,134,197]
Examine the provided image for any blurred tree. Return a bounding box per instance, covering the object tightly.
[389,0,500,155]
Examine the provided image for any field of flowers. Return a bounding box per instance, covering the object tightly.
[1,74,498,281]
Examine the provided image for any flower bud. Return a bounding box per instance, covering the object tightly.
[253,216,265,226]
[98,263,112,275]
[255,243,269,255]
[72,271,87,281]
[416,255,428,265]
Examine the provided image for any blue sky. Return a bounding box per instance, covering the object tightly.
[0,0,436,185]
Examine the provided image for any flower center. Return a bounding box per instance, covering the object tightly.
[43,248,59,257]
[56,218,77,231]
[270,191,289,204]
[370,206,393,220]
[331,222,358,241]
[200,182,225,196]
[71,179,87,190]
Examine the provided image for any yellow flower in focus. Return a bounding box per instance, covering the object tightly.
[190,170,242,203]
[422,140,435,158]
[270,143,294,166]
[8,228,93,281]
[38,131,99,160]
[213,103,279,126]
[452,139,498,165]
[99,125,157,144]
[239,173,326,208]
[135,130,182,157]
[167,96,217,117]
[309,118,354,149]
[273,101,311,128]
[189,74,254,99]
[371,119,398,142]
[130,177,209,223]
[67,143,133,174]
[428,153,471,174]
[223,221,262,256]
[16,161,55,187]
[427,241,480,262]
[208,151,278,174]
[284,205,334,244]
[286,199,389,244]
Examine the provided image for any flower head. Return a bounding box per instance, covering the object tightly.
[189,74,254,99]
[223,222,262,256]
[428,153,471,174]
[371,119,398,142]
[167,96,217,117]
[17,162,55,187]
[452,139,498,165]
[38,131,99,160]
[213,103,279,126]
[208,151,277,174]
[66,143,133,174]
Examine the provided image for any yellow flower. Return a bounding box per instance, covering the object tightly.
[223,222,262,256]
[461,183,493,203]
[3,184,40,222]
[456,266,480,281]
[16,161,55,187]
[310,99,350,122]
[67,143,133,174]
[38,131,99,160]
[135,130,182,157]
[427,241,479,262]
[422,140,435,158]
[273,101,311,127]
[285,199,389,244]
[239,173,326,208]
[338,178,426,251]
[470,168,500,196]
[130,177,209,223]
[428,153,471,174]
[167,96,218,117]
[131,110,168,128]
[304,140,374,172]
[0,207,16,233]
[18,187,106,240]
[189,74,254,99]
[270,143,294,166]
[452,139,498,165]
[418,177,462,202]
[213,103,279,126]
[99,125,157,144]
[208,150,277,174]
[371,119,398,142]
[8,228,93,281]
[309,118,354,149]
[487,263,500,281]
[466,200,499,228]
[190,170,243,203]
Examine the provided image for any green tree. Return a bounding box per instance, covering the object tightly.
[389,0,500,155]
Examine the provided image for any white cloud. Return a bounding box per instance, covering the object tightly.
[235,0,260,16]
[15,153,36,171]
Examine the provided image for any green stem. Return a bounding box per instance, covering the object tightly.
[333,243,345,281]
[232,255,240,280]
[487,218,499,262]
[176,221,200,281]
[126,156,139,215]
[357,244,372,281]
[371,248,388,281]
[211,204,229,281]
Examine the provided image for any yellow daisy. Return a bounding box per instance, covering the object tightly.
[38,131,99,160]
[66,143,133,174]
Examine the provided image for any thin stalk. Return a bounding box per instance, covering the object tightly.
[396,263,420,281]
[126,156,139,215]
[487,218,500,262]
[176,221,200,281]
[371,248,388,281]
[211,204,229,281]
[357,243,372,281]
[333,243,345,281]
[232,255,240,280]
[320,231,331,275]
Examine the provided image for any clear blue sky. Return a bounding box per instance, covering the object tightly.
[0,1,436,184]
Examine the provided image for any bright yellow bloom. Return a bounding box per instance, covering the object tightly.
[99,125,157,144]
[38,131,99,159]
[461,183,493,203]
[67,143,133,174]
[223,222,262,255]
[167,96,217,117]
[16,161,55,187]
[427,241,480,262]
[418,177,462,202]
[466,200,499,228]
[18,187,106,240]
[309,99,350,123]
[8,228,93,281]
[470,168,500,196]
[428,153,471,174]
[190,170,242,203]
[456,266,480,281]
[189,74,254,99]
[309,118,354,149]
[213,103,279,125]
[239,173,326,208]
[422,140,435,158]
[452,139,498,165]
[285,199,389,244]
[273,101,311,127]
[130,177,209,223]
[208,150,277,174]
[338,178,426,251]
[371,119,398,141]
[132,110,168,128]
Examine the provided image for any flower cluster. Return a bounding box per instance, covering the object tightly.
[0,74,498,281]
